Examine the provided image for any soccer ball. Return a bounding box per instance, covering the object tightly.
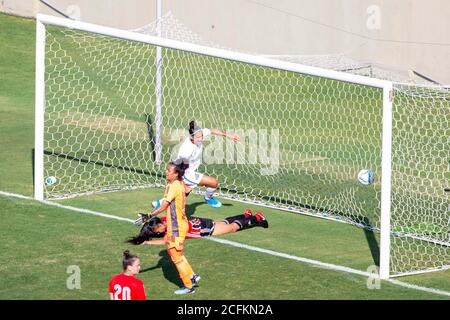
[357,169,374,185]
[45,176,57,186]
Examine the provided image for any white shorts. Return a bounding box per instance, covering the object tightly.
[183,170,204,188]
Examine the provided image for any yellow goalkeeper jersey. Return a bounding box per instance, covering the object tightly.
[163,180,188,239]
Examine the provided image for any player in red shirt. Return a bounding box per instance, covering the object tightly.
[108,250,146,300]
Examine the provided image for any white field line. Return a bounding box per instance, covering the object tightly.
[0,190,133,223]
[0,190,449,298]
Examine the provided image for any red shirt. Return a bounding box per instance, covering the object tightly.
[108,273,146,300]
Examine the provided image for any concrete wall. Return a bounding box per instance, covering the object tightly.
[0,0,157,28]
[166,0,450,84]
[2,0,449,83]
[0,0,37,17]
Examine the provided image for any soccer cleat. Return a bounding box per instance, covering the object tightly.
[191,274,201,287]
[174,286,196,295]
[243,209,252,218]
[254,211,269,228]
[204,197,222,208]
[151,199,161,209]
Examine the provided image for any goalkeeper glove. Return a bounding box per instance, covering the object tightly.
[134,213,151,226]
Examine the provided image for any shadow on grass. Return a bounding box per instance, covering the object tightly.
[140,249,183,288]
[362,217,380,267]
[185,201,232,218]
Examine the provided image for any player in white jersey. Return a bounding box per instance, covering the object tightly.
[152,121,240,208]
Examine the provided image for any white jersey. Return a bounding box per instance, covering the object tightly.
[175,128,211,173]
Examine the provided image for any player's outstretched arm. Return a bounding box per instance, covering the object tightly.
[209,128,240,142]
[141,239,166,245]
[134,201,169,226]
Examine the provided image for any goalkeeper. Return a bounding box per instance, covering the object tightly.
[130,208,269,245]
[151,120,240,209]
[145,161,197,295]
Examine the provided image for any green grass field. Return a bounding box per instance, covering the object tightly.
[0,13,448,300]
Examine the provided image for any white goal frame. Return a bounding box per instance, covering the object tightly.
[34,14,394,279]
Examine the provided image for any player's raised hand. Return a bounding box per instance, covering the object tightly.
[228,133,240,142]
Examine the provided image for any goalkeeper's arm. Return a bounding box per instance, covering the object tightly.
[141,239,166,245]
[134,200,170,226]
[149,200,169,217]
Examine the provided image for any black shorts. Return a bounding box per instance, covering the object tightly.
[190,217,215,238]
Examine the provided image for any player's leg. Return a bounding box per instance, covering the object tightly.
[197,175,222,208]
[223,209,269,230]
[211,220,240,236]
[167,244,196,295]
[151,171,222,209]
[151,198,164,209]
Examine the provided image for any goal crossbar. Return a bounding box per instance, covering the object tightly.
[36,14,390,89]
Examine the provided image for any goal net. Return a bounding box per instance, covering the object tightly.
[35,15,449,277]
[389,84,449,275]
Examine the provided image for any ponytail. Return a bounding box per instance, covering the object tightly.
[169,161,189,180]
[188,120,202,136]
[122,250,139,271]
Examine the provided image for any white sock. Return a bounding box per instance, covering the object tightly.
[204,187,216,200]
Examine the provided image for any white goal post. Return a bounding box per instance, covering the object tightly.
[35,14,448,279]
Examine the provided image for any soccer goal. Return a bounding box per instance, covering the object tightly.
[34,14,449,279]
